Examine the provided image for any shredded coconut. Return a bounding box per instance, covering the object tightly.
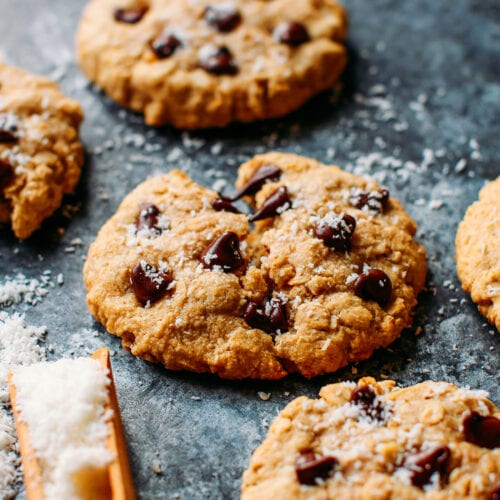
[0,313,47,499]
[0,272,52,307]
[12,357,113,500]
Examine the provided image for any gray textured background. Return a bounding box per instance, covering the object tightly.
[0,0,499,498]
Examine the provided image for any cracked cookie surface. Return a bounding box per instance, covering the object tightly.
[456,177,500,332]
[84,153,427,379]
[241,378,500,499]
[0,62,84,239]
[76,0,347,128]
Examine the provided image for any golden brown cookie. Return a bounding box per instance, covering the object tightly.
[83,153,427,379]
[456,177,500,332]
[0,62,84,239]
[76,0,347,128]
[242,377,500,499]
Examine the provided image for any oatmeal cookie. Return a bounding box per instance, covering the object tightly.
[76,0,347,128]
[242,378,500,499]
[456,177,500,332]
[83,153,426,379]
[0,62,84,239]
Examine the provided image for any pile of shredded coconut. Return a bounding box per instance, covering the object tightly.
[12,357,113,500]
[0,312,47,499]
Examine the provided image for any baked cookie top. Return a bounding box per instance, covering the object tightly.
[241,377,500,499]
[76,0,347,128]
[0,62,84,239]
[84,153,427,379]
[456,177,500,332]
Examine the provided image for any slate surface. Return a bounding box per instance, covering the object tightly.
[0,0,499,498]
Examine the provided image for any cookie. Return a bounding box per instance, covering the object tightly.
[456,178,500,332]
[242,377,500,499]
[0,62,84,239]
[76,0,347,128]
[83,153,427,379]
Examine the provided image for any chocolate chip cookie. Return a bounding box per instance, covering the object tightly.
[0,62,84,239]
[456,177,500,332]
[242,377,500,499]
[76,0,347,128]
[83,153,426,379]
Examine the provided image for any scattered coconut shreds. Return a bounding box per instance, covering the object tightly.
[0,273,52,307]
[0,312,47,499]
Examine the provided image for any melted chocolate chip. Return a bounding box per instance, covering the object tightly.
[0,160,13,190]
[0,115,20,143]
[136,202,163,234]
[212,197,241,214]
[200,231,244,272]
[130,261,173,306]
[199,46,238,75]
[243,297,288,335]
[295,451,338,486]
[314,213,356,251]
[349,188,389,214]
[350,385,385,421]
[204,5,241,32]
[354,268,392,306]
[228,164,281,201]
[114,6,147,23]
[488,484,500,500]
[249,186,291,222]
[151,32,182,59]
[274,21,310,46]
[405,446,450,488]
[463,411,500,449]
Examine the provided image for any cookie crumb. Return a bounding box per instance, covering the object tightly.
[152,459,163,475]
[258,392,271,401]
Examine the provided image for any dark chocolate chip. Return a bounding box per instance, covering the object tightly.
[349,188,389,214]
[274,21,310,46]
[151,32,182,59]
[200,231,244,272]
[488,484,500,500]
[0,129,17,143]
[350,385,385,421]
[351,384,376,406]
[268,297,288,333]
[204,5,241,32]
[249,186,291,222]
[114,6,147,23]
[0,160,13,190]
[228,164,281,201]
[463,411,500,449]
[243,297,288,334]
[295,451,338,486]
[130,261,173,306]
[136,202,163,234]
[0,115,20,143]
[354,268,392,306]
[212,197,241,214]
[404,446,450,488]
[199,46,238,75]
[243,301,270,332]
[314,213,356,251]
